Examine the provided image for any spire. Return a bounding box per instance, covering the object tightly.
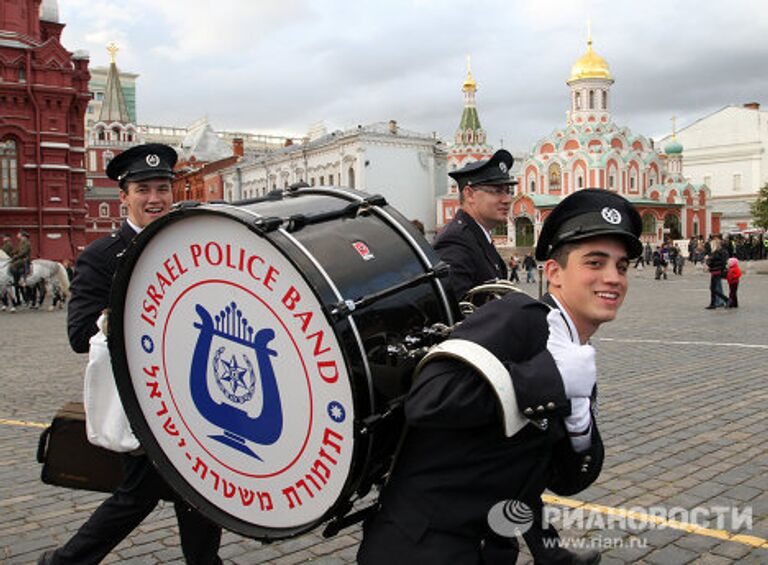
[458,55,481,133]
[98,42,131,124]
[463,55,477,91]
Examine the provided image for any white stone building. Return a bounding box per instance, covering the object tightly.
[220,121,448,237]
[657,103,768,231]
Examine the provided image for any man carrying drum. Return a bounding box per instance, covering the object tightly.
[39,144,222,565]
[358,189,642,564]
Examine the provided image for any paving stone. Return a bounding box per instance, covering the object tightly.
[643,544,699,564]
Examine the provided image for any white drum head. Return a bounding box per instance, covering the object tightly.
[117,213,355,533]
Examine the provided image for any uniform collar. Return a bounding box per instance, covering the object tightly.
[544,293,580,344]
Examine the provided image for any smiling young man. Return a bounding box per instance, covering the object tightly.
[434,149,515,299]
[358,189,641,565]
[42,144,223,565]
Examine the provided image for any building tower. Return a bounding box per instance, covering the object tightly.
[0,0,91,260]
[664,115,684,181]
[447,56,493,191]
[566,23,614,126]
[84,43,140,243]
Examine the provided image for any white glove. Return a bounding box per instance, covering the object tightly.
[546,309,596,399]
[565,397,592,452]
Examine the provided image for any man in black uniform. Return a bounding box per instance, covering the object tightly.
[358,189,642,564]
[435,149,514,299]
[40,144,222,565]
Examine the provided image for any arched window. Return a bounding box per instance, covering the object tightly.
[99,203,110,217]
[548,164,561,191]
[348,166,355,188]
[112,126,121,141]
[589,90,595,109]
[529,178,536,193]
[0,139,19,207]
[642,213,656,234]
[103,150,114,170]
[18,64,26,83]
[602,90,608,109]
[574,92,582,110]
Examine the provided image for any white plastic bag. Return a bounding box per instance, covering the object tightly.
[83,313,140,452]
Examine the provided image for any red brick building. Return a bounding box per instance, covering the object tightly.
[0,0,90,260]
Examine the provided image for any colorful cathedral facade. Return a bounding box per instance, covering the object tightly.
[512,33,719,248]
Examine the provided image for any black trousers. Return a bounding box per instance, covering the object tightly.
[48,454,222,565]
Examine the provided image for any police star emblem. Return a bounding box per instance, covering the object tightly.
[499,162,508,174]
[146,154,160,167]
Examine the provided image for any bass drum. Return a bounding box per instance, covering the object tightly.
[109,186,457,540]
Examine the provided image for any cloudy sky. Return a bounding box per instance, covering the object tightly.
[58,0,768,154]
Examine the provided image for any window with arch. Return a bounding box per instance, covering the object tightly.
[319,175,325,186]
[329,174,334,185]
[97,128,106,141]
[112,127,121,141]
[99,203,110,217]
[529,178,536,193]
[18,64,26,83]
[641,213,656,234]
[548,163,561,191]
[609,173,615,189]
[602,90,607,109]
[577,175,584,188]
[692,218,699,236]
[589,90,595,109]
[574,92,582,110]
[1,139,19,207]
[103,151,114,169]
[629,169,637,190]
[348,166,355,188]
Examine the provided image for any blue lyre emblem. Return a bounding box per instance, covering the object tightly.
[190,302,283,460]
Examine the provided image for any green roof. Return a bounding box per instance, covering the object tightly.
[458,106,482,132]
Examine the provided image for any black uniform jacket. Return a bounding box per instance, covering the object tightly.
[68,222,136,353]
[434,208,508,299]
[378,291,604,542]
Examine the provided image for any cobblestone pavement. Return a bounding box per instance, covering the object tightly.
[1,261,767,564]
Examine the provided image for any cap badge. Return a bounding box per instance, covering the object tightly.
[146,154,160,167]
[499,162,508,174]
[601,207,622,225]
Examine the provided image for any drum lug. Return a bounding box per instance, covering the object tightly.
[357,396,406,437]
[252,216,283,234]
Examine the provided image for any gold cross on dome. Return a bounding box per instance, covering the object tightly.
[671,115,677,138]
[107,42,119,64]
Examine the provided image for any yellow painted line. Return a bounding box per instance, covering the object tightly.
[542,494,768,548]
[0,418,47,429]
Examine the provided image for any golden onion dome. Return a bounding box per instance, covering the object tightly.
[567,38,613,84]
[463,54,477,91]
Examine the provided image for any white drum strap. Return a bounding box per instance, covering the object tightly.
[415,339,529,437]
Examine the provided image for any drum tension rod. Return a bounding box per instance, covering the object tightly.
[357,394,407,436]
[330,264,451,319]
[251,195,389,235]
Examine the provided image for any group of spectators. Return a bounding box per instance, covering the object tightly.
[507,252,538,284]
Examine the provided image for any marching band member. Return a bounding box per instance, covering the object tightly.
[358,189,642,565]
[40,144,222,565]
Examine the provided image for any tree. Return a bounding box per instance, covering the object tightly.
[750,182,768,230]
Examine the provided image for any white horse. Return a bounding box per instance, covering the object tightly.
[0,250,11,294]
[24,259,71,309]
